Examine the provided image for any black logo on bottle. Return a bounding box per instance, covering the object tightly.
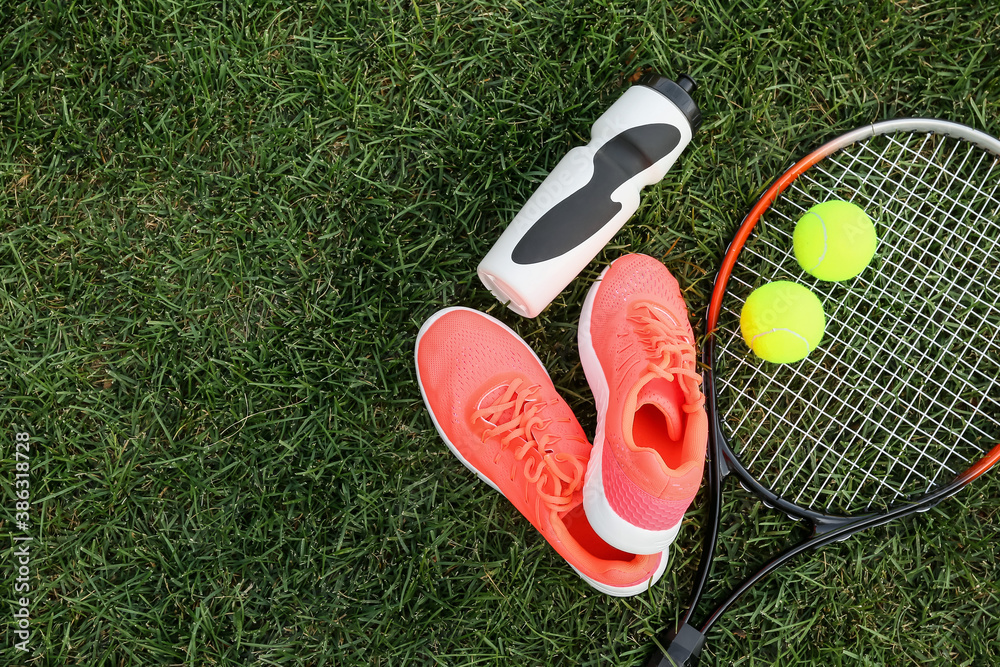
[512,123,681,265]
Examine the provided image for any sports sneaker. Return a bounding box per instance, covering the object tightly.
[415,306,669,596]
[578,254,708,555]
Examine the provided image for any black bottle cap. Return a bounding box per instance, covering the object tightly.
[637,72,702,132]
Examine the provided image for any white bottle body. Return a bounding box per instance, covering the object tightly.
[478,84,694,317]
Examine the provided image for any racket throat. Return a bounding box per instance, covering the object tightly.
[811,513,867,537]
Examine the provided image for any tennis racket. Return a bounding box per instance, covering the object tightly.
[648,118,1000,666]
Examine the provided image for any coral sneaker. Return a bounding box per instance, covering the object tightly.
[578,254,708,555]
[416,306,669,596]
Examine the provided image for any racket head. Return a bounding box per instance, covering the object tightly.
[705,118,1000,525]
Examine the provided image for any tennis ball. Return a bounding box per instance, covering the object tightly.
[793,200,877,281]
[740,281,825,364]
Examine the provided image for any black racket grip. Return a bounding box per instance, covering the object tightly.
[647,624,706,667]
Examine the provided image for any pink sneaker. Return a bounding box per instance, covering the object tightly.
[578,254,708,555]
[416,307,669,596]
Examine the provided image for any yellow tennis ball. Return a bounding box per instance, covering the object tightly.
[793,200,877,281]
[740,281,825,364]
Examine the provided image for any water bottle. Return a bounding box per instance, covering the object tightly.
[477,73,701,317]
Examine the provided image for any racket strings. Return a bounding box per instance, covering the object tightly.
[823,135,1000,503]
[742,214,999,387]
[821,138,1000,482]
[716,129,1000,515]
[804,134,1000,497]
[724,237,997,468]
[715,347,920,502]
[716,313,946,502]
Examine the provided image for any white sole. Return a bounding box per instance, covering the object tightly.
[578,267,684,556]
[415,306,667,595]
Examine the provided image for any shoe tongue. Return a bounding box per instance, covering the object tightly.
[635,376,684,442]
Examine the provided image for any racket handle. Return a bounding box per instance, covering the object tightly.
[477,73,701,317]
[647,623,707,667]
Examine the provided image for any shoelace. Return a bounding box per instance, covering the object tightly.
[628,301,705,413]
[471,378,586,511]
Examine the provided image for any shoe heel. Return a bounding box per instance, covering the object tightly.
[583,447,683,555]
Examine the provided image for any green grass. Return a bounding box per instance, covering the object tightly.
[1,0,998,665]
